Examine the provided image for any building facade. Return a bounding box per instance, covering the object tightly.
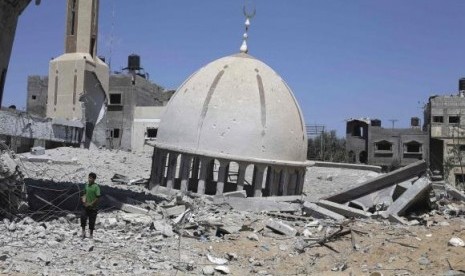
[346,118,429,170]
[424,81,465,186]
[91,68,173,152]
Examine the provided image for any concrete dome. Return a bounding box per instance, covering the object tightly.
[156,53,308,166]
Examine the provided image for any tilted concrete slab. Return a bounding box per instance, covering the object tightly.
[302,201,345,221]
[445,184,465,201]
[105,195,150,215]
[317,200,371,219]
[385,177,431,217]
[214,197,301,212]
[325,160,427,204]
[313,161,382,173]
[266,219,297,236]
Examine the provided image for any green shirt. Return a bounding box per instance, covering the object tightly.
[84,182,101,208]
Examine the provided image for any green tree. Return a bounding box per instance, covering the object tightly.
[307,130,347,162]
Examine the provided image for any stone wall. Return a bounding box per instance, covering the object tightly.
[27,75,48,117]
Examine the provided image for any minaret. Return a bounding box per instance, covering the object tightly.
[46,0,109,148]
[65,0,98,56]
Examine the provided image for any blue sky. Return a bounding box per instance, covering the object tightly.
[5,0,465,136]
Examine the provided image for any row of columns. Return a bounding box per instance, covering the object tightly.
[149,148,306,197]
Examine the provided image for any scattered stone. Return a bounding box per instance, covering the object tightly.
[202,266,215,275]
[207,254,228,265]
[247,233,259,241]
[214,265,230,274]
[418,256,431,265]
[265,219,297,236]
[448,237,465,247]
[163,205,186,217]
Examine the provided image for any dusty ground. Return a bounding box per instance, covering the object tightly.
[0,147,464,276]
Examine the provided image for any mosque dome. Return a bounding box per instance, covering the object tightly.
[155,52,308,166]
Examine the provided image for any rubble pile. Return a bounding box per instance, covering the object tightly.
[0,147,464,275]
[0,148,27,218]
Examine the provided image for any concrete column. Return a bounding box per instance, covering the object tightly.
[191,157,200,180]
[253,165,265,197]
[280,169,290,196]
[216,160,229,195]
[288,171,297,195]
[197,157,211,195]
[151,149,167,189]
[236,163,247,191]
[296,169,306,195]
[166,152,179,189]
[180,155,192,192]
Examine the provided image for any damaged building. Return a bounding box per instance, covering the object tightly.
[149,18,310,197]
[346,117,429,170]
[424,78,465,188]
[28,55,174,153]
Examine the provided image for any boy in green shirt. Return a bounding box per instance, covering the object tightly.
[80,172,101,239]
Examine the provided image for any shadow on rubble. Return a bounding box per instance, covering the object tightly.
[24,178,163,221]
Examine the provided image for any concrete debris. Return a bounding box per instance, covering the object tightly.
[302,201,345,221]
[2,146,464,275]
[207,254,228,265]
[105,194,150,215]
[0,149,28,218]
[445,184,465,201]
[202,266,215,275]
[214,265,230,274]
[162,205,186,217]
[30,146,45,156]
[111,173,147,185]
[448,237,465,247]
[265,219,297,236]
[317,199,371,219]
[326,160,427,203]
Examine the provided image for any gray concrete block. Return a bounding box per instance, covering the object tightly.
[220,190,247,198]
[386,177,431,216]
[216,197,300,212]
[302,201,345,221]
[317,200,371,218]
[265,219,297,236]
[326,160,427,204]
[445,184,465,201]
[106,195,150,215]
[163,205,186,217]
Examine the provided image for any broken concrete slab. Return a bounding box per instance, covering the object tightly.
[317,200,371,219]
[313,161,382,173]
[215,190,247,198]
[262,195,305,202]
[385,177,431,217]
[214,197,300,212]
[105,195,150,215]
[162,205,186,217]
[266,219,297,236]
[302,201,345,221]
[326,160,427,204]
[445,184,465,201]
[31,146,45,155]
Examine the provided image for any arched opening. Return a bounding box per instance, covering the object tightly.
[359,151,367,164]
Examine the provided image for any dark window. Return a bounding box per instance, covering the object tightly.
[459,145,465,152]
[31,95,37,100]
[146,128,158,138]
[109,94,122,105]
[433,116,443,123]
[352,126,363,137]
[375,141,392,151]
[111,128,120,138]
[456,174,465,185]
[405,142,421,153]
[449,116,460,124]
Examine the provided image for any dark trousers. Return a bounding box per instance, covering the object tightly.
[80,207,97,230]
